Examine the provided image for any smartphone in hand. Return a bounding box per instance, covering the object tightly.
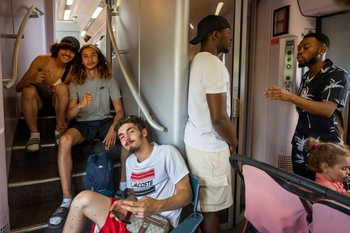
[112,210,131,224]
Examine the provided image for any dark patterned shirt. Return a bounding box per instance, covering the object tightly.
[291,59,350,172]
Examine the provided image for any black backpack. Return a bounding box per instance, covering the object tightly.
[85,152,115,197]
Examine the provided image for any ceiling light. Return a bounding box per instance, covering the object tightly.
[63,9,71,20]
[80,1,106,41]
[215,2,224,15]
[66,0,74,5]
[92,7,103,19]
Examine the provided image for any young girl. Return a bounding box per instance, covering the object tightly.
[305,137,350,196]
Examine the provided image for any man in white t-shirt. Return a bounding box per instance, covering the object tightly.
[62,115,192,233]
[184,15,238,233]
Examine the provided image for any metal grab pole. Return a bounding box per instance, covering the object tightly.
[106,5,165,132]
[3,5,36,89]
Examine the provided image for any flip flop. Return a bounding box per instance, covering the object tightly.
[25,138,41,152]
[48,207,69,230]
[55,133,63,146]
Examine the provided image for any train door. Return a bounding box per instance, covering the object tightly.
[321,12,350,143]
[0,37,10,233]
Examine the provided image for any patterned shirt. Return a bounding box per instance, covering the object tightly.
[292,59,350,169]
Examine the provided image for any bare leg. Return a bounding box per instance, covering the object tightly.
[57,128,85,199]
[53,83,69,133]
[21,86,42,133]
[120,147,130,184]
[201,212,221,233]
[63,190,111,233]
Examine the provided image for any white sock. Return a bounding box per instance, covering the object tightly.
[60,198,72,209]
[27,133,40,151]
[49,199,72,225]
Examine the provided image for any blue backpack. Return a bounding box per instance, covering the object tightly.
[85,152,115,197]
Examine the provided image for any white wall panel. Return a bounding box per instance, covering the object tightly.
[114,0,190,154]
[251,0,315,164]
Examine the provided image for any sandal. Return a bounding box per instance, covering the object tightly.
[55,132,63,146]
[48,207,69,229]
[25,138,41,152]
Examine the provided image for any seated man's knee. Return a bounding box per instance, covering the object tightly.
[72,190,94,208]
[22,86,37,99]
[58,133,74,147]
[54,83,68,96]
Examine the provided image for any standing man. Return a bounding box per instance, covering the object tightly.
[16,36,80,152]
[48,44,125,229]
[264,33,350,180]
[184,15,238,233]
[62,115,192,233]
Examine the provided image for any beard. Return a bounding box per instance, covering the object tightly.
[128,145,140,154]
[298,53,319,68]
[222,47,230,54]
[125,134,143,154]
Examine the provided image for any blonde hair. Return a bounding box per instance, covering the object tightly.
[305,137,350,172]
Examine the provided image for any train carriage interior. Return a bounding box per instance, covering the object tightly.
[1,0,350,232]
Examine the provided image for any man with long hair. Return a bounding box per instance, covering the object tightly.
[48,44,125,229]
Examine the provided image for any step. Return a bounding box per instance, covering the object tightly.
[9,165,121,207]
[9,172,120,232]
[9,139,123,232]
[9,142,121,184]
[12,117,57,149]
[10,202,93,233]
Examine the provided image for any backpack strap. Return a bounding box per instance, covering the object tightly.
[61,64,71,83]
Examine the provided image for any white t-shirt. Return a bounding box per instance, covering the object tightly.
[126,142,189,227]
[184,52,231,152]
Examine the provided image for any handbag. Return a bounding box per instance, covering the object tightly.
[126,213,171,233]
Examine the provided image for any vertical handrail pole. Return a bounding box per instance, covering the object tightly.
[106,4,165,132]
[3,5,36,89]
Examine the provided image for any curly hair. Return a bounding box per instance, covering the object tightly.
[114,115,147,135]
[49,44,79,69]
[305,137,350,172]
[71,44,112,85]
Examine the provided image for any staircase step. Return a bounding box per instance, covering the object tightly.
[10,202,93,233]
[13,117,57,148]
[10,116,123,232]
[9,141,121,184]
[9,165,121,208]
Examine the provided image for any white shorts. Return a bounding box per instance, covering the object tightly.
[185,144,233,212]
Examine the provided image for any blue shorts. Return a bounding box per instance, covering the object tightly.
[71,118,114,143]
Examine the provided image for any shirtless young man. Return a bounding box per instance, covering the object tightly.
[16,36,80,152]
